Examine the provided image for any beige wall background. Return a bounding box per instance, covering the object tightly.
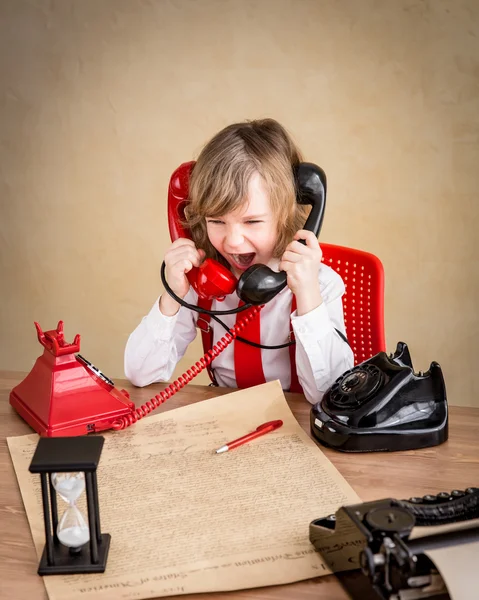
[1,0,478,406]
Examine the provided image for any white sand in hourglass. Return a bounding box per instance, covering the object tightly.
[52,472,90,549]
[57,524,90,547]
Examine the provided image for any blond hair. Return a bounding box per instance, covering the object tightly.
[185,119,309,267]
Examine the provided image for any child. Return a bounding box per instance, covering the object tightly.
[124,118,354,403]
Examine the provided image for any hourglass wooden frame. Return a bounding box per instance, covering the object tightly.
[29,436,111,575]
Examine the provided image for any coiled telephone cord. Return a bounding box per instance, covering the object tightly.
[111,305,263,430]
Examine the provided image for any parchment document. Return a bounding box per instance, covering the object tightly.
[8,380,360,600]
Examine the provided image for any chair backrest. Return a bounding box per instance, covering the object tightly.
[320,243,385,365]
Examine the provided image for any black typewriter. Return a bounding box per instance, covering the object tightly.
[309,488,479,600]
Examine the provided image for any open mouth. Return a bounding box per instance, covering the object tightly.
[229,253,256,270]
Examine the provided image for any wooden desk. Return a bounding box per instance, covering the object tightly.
[1,371,478,600]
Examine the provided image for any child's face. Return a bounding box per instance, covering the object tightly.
[205,172,278,278]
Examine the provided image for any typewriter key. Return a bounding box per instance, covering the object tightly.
[436,492,451,501]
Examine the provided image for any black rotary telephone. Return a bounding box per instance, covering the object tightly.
[311,342,448,452]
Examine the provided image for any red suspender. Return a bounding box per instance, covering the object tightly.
[195,297,216,385]
[233,300,266,389]
[196,295,303,394]
[288,296,304,394]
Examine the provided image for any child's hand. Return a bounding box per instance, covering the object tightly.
[279,230,323,316]
[164,238,206,298]
[160,239,205,316]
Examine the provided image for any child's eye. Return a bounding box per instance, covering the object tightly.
[206,219,224,225]
[245,220,262,224]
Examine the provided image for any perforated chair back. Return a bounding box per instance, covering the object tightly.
[321,243,385,365]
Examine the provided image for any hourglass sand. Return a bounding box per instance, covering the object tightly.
[52,472,90,551]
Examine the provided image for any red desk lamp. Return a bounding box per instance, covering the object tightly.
[10,321,135,437]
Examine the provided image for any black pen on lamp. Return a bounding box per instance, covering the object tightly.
[215,420,283,454]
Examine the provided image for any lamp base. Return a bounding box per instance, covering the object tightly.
[38,533,111,575]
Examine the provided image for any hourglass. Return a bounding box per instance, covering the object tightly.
[29,436,110,575]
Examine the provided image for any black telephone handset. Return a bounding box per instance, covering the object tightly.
[168,161,326,305]
[237,162,326,304]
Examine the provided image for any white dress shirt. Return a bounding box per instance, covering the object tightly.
[124,263,354,404]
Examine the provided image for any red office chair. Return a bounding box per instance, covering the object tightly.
[321,244,385,365]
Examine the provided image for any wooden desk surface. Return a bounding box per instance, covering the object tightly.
[1,370,478,600]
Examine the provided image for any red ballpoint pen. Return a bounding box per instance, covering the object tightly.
[215,420,284,454]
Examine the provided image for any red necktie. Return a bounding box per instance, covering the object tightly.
[234,300,266,388]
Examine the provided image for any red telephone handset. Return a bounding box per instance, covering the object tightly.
[168,161,237,300]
